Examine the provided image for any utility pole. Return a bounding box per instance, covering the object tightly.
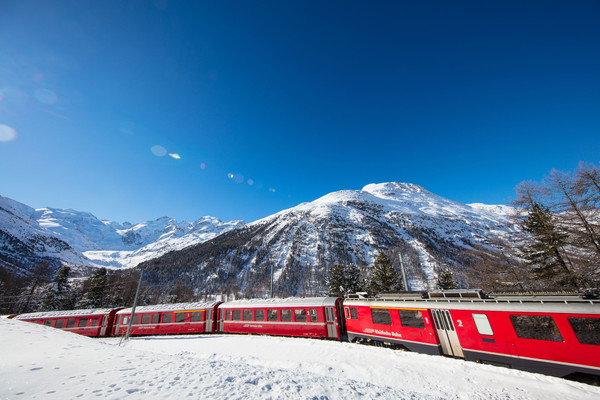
[399,253,409,291]
[270,264,274,298]
[123,269,144,342]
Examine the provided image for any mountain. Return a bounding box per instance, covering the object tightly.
[139,182,519,297]
[0,196,89,275]
[0,195,246,274]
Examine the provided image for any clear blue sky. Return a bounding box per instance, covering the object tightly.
[1,1,599,223]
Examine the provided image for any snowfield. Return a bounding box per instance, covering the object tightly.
[2,318,599,400]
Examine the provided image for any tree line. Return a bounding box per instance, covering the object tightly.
[327,252,456,297]
[464,161,599,292]
[0,264,209,315]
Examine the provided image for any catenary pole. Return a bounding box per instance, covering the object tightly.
[399,253,409,291]
[270,264,274,298]
[124,269,144,342]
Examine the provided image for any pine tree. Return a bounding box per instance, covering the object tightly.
[40,266,73,311]
[79,268,108,308]
[368,253,403,295]
[436,269,457,290]
[521,202,577,288]
[327,263,362,297]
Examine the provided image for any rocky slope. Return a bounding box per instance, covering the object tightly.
[139,183,519,297]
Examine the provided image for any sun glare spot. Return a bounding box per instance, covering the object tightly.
[228,173,234,179]
[247,179,254,185]
[269,188,276,193]
[168,153,181,159]
[234,173,244,184]
[0,124,17,142]
[151,145,167,157]
[200,163,206,169]
[34,88,58,105]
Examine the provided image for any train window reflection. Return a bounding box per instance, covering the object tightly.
[568,317,600,345]
[398,310,425,329]
[510,315,563,342]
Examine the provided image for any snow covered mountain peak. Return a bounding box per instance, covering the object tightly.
[362,182,428,198]
[0,195,246,272]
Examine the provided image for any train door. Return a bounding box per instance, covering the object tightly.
[99,315,108,336]
[431,309,464,358]
[205,309,213,332]
[325,307,337,338]
[218,309,225,332]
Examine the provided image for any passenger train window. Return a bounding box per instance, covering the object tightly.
[162,314,172,323]
[371,309,392,325]
[255,310,265,321]
[44,320,53,326]
[281,309,292,321]
[350,308,358,320]
[78,318,88,327]
[225,310,230,320]
[175,313,187,323]
[122,316,128,325]
[152,314,160,324]
[509,315,563,342]
[310,309,317,322]
[295,309,307,322]
[141,314,151,324]
[191,312,203,322]
[472,314,493,335]
[267,310,277,321]
[243,310,253,321]
[398,310,425,329]
[132,315,141,324]
[55,319,64,328]
[568,317,600,345]
[231,310,241,320]
[92,317,98,326]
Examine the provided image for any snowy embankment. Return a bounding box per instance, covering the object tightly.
[1,318,599,400]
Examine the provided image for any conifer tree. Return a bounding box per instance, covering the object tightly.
[79,268,108,308]
[40,266,73,311]
[436,269,457,290]
[521,202,577,288]
[368,253,403,295]
[327,263,362,297]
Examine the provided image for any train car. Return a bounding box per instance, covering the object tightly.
[218,297,345,340]
[112,301,222,337]
[344,291,600,382]
[14,308,123,337]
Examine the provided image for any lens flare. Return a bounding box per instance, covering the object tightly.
[168,153,181,159]
[34,88,58,105]
[269,188,276,193]
[247,179,254,185]
[200,163,206,169]
[151,145,167,157]
[234,173,244,184]
[228,173,234,179]
[0,124,17,142]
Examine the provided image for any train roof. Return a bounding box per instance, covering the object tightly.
[344,295,600,314]
[15,308,120,320]
[220,297,340,309]
[116,301,221,314]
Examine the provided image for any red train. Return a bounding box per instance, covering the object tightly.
[344,290,600,383]
[13,307,123,337]
[10,290,600,383]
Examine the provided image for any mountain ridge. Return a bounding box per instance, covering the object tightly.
[138,182,518,297]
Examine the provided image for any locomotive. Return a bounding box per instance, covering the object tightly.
[10,290,600,384]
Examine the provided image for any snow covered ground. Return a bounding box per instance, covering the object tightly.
[2,317,599,400]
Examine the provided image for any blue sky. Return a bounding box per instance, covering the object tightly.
[1,1,599,223]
